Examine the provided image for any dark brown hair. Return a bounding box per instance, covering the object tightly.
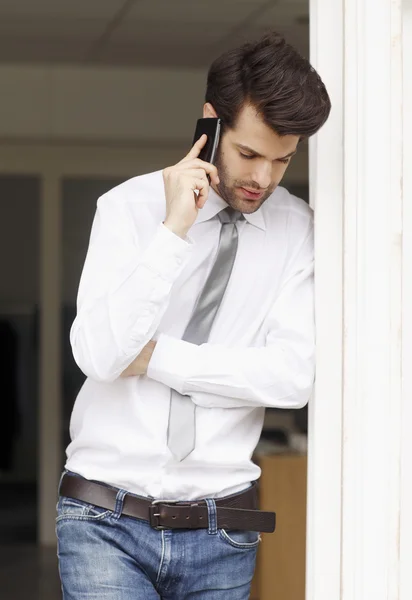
[206,32,331,138]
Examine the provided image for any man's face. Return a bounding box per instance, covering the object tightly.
[211,104,299,214]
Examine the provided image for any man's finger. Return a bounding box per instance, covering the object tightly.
[177,168,210,182]
[179,159,220,185]
[184,134,208,161]
[192,177,209,208]
[189,159,220,185]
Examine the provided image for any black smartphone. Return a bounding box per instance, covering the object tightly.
[192,117,221,165]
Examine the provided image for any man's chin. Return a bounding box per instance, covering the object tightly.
[232,190,268,213]
[214,184,270,213]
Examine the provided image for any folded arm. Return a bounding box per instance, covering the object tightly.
[147,223,315,409]
[70,193,193,382]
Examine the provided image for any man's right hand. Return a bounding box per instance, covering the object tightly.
[162,134,220,238]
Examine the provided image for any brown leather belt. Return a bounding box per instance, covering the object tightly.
[59,473,276,533]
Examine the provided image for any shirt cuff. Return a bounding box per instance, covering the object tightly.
[142,222,194,283]
[147,333,196,394]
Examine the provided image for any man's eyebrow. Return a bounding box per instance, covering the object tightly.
[237,144,264,158]
[236,143,297,160]
[278,149,298,160]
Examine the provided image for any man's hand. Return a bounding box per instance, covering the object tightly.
[162,134,220,239]
[120,340,157,378]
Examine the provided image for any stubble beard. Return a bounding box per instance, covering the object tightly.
[213,151,275,213]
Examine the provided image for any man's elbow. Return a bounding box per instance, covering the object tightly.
[265,370,314,410]
[73,355,119,383]
[71,340,124,383]
[289,374,314,409]
[291,392,311,410]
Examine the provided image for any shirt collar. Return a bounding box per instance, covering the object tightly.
[193,186,266,231]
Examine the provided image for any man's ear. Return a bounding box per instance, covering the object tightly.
[203,103,218,118]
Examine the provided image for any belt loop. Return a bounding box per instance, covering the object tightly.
[113,489,127,520]
[205,498,217,535]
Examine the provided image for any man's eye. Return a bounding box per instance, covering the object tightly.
[240,153,254,160]
[278,158,290,165]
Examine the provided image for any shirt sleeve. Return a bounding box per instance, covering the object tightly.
[147,221,315,409]
[70,192,194,382]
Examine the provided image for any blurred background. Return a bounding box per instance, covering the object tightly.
[0,1,309,598]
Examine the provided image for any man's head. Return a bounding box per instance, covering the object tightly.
[204,32,331,213]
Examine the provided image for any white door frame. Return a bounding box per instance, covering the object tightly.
[307,0,411,598]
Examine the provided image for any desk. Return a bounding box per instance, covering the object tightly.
[250,454,307,600]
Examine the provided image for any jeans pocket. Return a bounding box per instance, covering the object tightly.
[56,496,112,522]
[218,528,261,550]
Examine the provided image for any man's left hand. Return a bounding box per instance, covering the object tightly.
[120,340,157,378]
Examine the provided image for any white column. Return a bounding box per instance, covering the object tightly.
[306,0,344,596]
[400,3,412,598]
[308,0,410,598]
[39,173,62,546]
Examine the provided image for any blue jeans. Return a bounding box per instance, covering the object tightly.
[56,475,259,599]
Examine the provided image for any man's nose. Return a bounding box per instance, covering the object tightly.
[251,163,272,190]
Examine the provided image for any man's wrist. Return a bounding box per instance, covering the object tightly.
[163,219,190,240]
[144,340,157,373]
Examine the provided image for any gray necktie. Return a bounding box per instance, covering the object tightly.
[167,207,245,461]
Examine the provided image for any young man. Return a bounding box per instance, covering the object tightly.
[56,33,331,599]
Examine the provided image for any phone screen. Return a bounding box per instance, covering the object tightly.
[192,118,221,164]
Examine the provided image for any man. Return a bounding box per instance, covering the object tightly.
[56,32,331,599]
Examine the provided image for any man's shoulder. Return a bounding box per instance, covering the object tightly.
[98,170,165,211]
[265,185,314,231]
[269,185,313,219]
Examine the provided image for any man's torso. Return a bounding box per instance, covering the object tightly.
[65,170,312,500]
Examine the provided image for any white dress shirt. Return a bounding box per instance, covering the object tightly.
[65,170,315,501]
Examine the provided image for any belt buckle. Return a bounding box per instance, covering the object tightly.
[149,498,177,531]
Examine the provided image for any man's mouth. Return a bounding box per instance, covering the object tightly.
[239,187,264,200]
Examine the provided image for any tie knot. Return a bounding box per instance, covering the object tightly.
[217,207,245,224]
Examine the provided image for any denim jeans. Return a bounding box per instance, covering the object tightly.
[56,475,259,599]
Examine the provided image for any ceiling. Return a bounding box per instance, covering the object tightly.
[0,0,309,69]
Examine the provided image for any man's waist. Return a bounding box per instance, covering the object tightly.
[64,454,262,501]
[59,471,276,533]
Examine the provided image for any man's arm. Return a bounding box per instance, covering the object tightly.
[70,194,193,383]
[71,137,219,384]
[146,224,315,410]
